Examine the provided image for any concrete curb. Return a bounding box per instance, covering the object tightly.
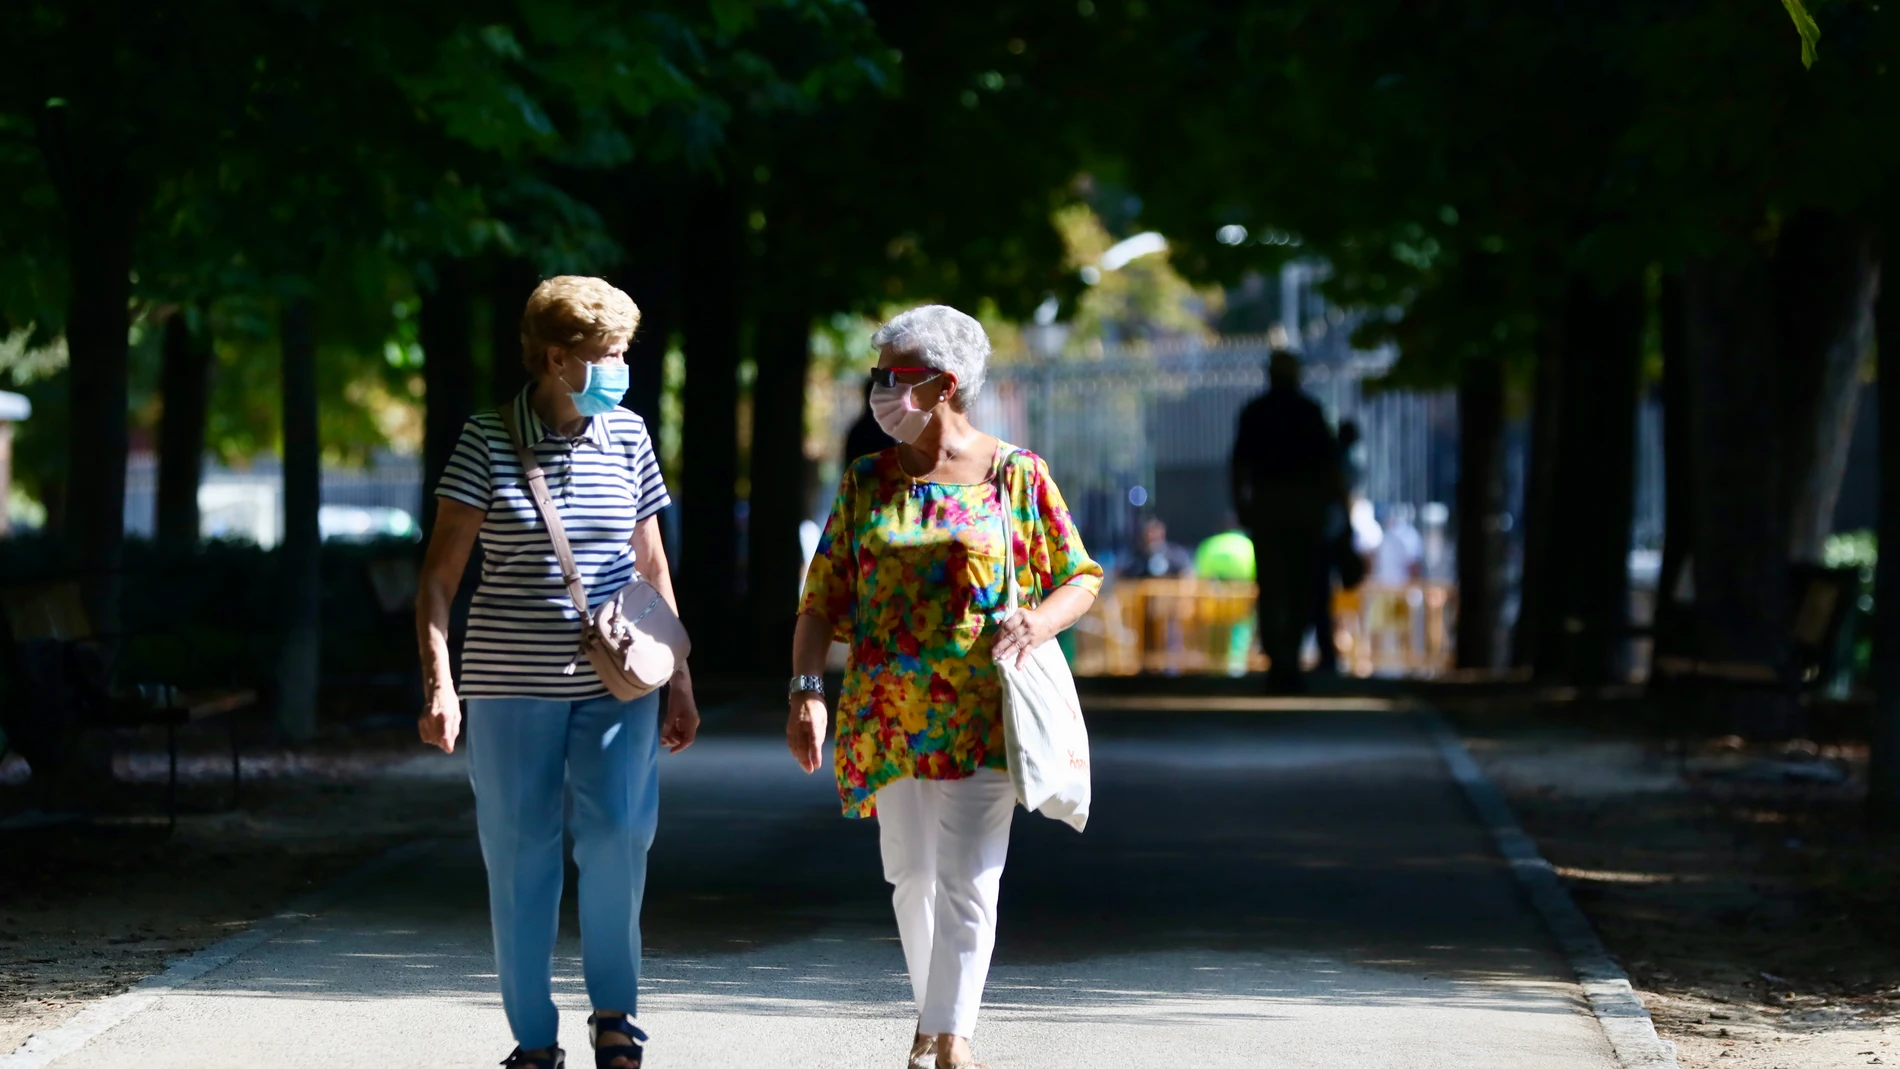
[1424,712,1679,1069]
[1,838,439,1068]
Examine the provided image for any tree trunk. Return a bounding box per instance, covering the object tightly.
[618,246,677,579]
[40,5,134,636]
[1546,279,1643,685]
[56,163,133,635]
[1869,233,1900,826]
[1652,276,1696,675]
[621,262,676,433]
[1455,355,1506,671]
[678,182,745,663]
[488,258,539,409]
[278,297,321,741]
[1775,212,1879,562]
[421,259,475,534]
[614,170,685,432]
[748,303,813,651]
[1511,340,1562,671]
[1684,259,1796,737]
[156,308,211,551]
[1513,280,1643,683]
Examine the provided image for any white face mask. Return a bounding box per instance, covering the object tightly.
[869,377,940,443]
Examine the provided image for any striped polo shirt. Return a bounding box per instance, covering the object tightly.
[435,388,671,698]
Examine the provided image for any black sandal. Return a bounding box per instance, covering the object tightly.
[588,1012,647,1069]
[501,1047,566,1069]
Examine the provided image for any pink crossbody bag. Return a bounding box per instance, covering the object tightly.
[500,407,691,700]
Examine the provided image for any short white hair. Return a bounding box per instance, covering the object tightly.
[871,304,991,410]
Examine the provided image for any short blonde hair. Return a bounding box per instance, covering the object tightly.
[519,276,640,373]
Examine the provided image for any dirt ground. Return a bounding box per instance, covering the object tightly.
[0,727,471,1055]
[1454,703,1900,1069]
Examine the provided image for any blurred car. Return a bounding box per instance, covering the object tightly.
[318,504,420,543]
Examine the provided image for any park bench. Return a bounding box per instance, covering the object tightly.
[0,581,254,826]
[1649,563,1861,704]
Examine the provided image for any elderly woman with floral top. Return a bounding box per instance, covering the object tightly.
[786,305,1103,1069]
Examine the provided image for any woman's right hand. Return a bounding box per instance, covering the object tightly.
[419,687,463,754]
[786,695,828,774]
[416,498,481,757]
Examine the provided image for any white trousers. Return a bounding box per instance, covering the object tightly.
[877,769,1017,1037]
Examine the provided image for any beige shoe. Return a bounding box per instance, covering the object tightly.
[907,1034,936,1069]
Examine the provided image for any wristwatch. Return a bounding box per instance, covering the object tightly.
[788,674,826,700]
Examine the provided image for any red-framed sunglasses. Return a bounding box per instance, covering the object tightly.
[869,366,952,388]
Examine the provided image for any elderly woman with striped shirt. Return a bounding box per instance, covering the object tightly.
[417,275,697,1069]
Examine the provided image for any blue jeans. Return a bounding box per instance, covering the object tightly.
[466,693,661,1050]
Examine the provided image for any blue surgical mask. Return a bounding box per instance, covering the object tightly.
[571,362,629,417]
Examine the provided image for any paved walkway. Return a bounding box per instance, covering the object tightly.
[35,705,1619,1068]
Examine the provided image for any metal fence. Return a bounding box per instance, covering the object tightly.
[961,338,1462,559]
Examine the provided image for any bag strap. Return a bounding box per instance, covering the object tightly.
[992,447,1024,613]
[499,405,590,618]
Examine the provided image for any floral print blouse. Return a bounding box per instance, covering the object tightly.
[799,444,1104,818]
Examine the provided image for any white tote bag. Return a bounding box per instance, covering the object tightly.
[993,457,1092,832]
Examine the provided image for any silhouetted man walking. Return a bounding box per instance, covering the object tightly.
[1231,350,1344,693]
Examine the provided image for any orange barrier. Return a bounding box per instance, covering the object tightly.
[1068,578,1457,678]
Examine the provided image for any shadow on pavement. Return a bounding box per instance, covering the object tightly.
[181,707,1586,1021]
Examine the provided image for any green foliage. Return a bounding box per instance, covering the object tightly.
[1053,204,1222,351]
[1783,0,1822,68]
[0,0,1099,433]
[0,122,62,338]
[736,3,1095,323]
[0,0,906,475]
[1825,528,1876,579]
[0,328,64,385]
[1074,0,1900,391]
[0,328,67,505]
[1825,527,1875,687]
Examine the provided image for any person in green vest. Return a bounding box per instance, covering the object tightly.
[1195,526,1257,582]
[1195,520,1257,675]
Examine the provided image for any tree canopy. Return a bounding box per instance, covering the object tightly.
[6,0,1900,740]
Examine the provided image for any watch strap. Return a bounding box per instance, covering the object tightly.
[789,674,825,698]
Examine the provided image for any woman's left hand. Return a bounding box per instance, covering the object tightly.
[661,669,700,753]
[993,606,1057,668]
